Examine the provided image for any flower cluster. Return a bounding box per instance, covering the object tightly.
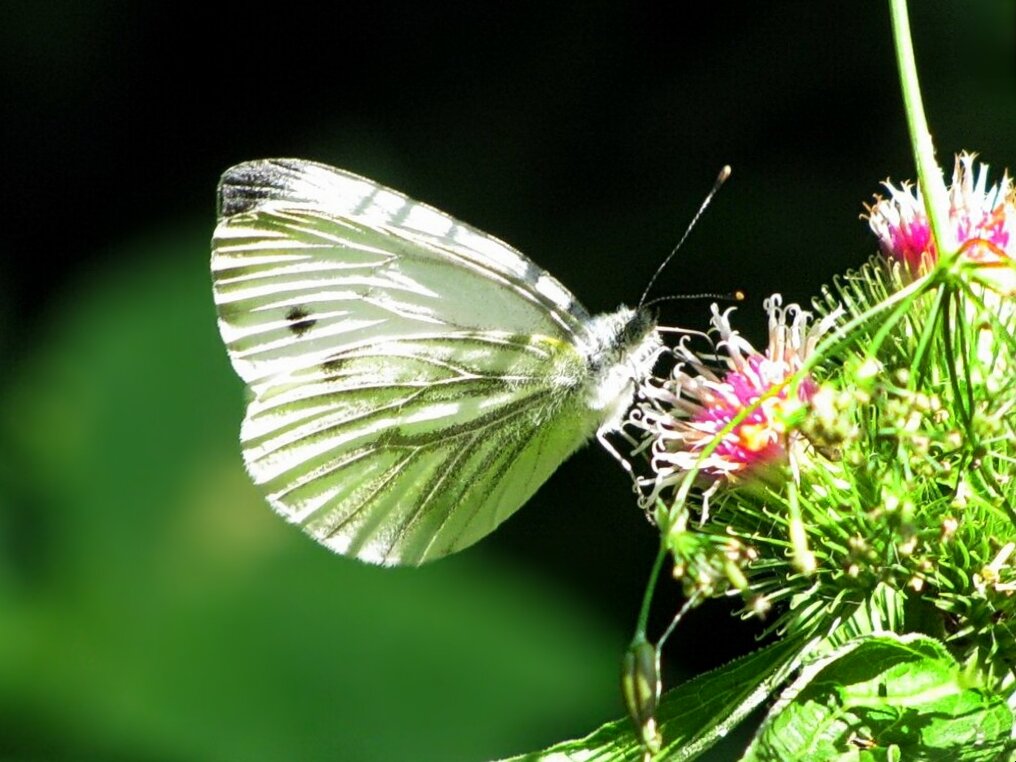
[630,296,842,510]
[634,153,1016,520]
[626,154,1016,671]
[866,153,1016,291]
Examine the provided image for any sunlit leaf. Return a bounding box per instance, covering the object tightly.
[742,633,1013,762]
[503,636,809,761]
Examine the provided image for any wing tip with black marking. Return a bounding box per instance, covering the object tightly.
[216,158,327,219]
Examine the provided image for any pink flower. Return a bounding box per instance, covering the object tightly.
[867,153,1016,291]
[630,297,842,506]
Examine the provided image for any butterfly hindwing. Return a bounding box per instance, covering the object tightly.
[240,329,595,564]
[211,160,605,564]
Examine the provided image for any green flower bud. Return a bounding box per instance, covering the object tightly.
[621,638,662,755]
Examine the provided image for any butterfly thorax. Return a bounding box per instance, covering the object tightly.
[582,306,663,431]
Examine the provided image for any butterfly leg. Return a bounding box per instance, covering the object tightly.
[597,427,636,478]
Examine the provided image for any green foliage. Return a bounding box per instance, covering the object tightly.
[637,257,1016,758]
[503,637,806,762]
[661,253,1016,635]
[743,634,1012,761]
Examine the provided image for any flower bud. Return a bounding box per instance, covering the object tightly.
[621,638,662,754]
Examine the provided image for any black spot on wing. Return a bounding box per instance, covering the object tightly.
[322,356,347,375]
[285,306,317,336]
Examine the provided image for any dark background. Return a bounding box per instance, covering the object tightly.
[2,3,1013,760]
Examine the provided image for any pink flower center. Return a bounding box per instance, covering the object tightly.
[869,157,1016,288]
[689,355,811,473]
[888,217,934,271]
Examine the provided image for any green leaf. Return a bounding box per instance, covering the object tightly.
[742,633,1013,762]
[502,635,809,762]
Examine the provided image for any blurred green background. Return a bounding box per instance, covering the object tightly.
[1,3,1013,760]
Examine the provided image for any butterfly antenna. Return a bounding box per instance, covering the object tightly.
[642,290,745,310]
[637,165,732,309]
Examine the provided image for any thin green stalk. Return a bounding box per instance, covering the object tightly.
[864,271,934,359]
[950,289,977,419]
[973,459,1016,528]
[634,541,669,641]
[941,289,972,431]
[959,281,1016,356]
[802,270,933,378]
[889,0,955,258]
[909,284,947,382]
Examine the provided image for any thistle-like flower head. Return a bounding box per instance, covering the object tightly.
[630,296,842,507]
[866,153,1016,291]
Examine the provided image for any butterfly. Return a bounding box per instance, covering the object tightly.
[211,159,664,565]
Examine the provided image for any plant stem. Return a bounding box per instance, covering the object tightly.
[635,541,669,641]
[889,0,955,258]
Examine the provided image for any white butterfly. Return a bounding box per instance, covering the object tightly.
[211,159,664,565]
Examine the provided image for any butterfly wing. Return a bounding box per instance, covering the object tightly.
[212,160,603,564]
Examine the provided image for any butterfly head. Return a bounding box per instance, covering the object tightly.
[583,306,664,431]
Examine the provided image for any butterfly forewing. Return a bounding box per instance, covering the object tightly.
[212,160,607,564]
[214,162,591,386]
